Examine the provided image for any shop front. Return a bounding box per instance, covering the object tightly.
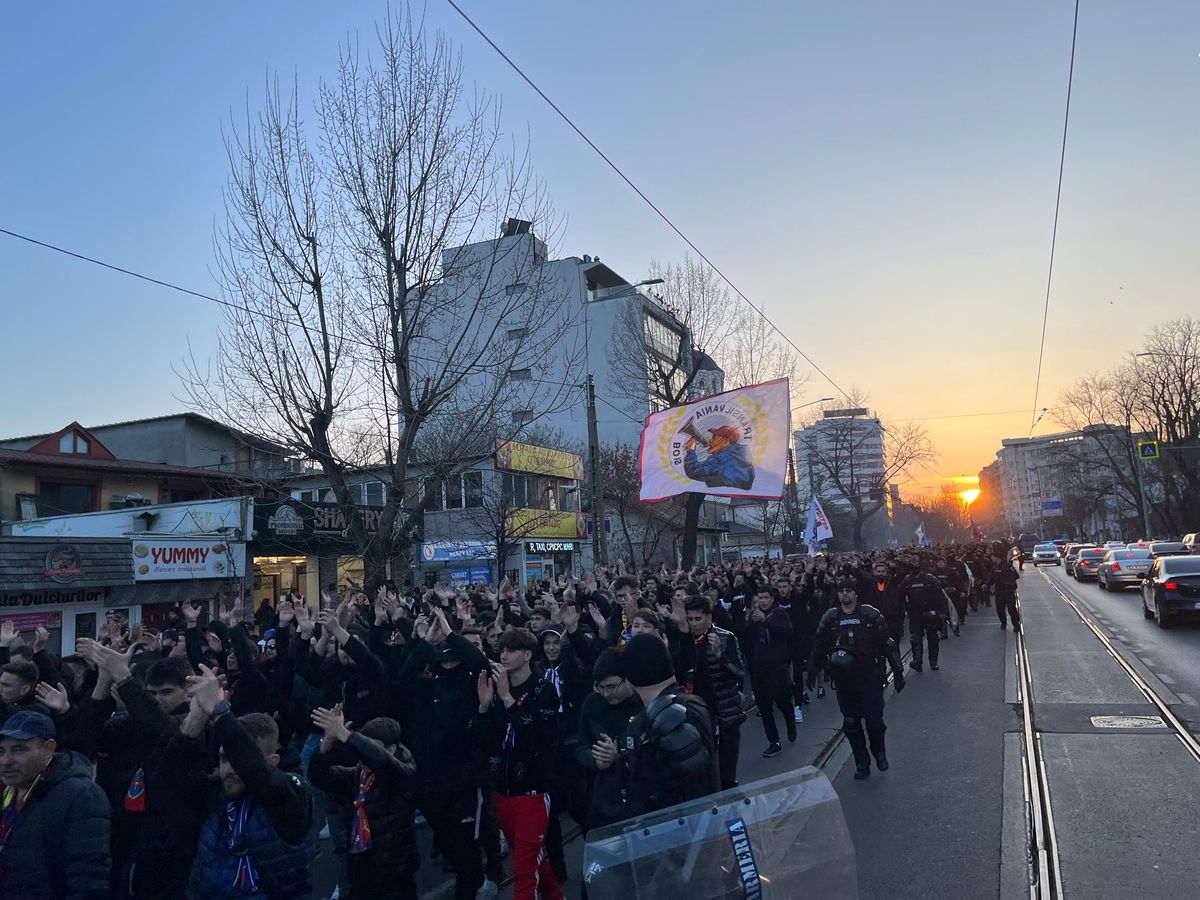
[419,540,497,587]
[523,539,579,583]
[0,537,134,653]
[0,535,250,651]
[253,499,395,608]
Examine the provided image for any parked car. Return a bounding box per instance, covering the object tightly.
[1071,547,1108,581]
[1183,532,1198,553]
[1148,541,1190,559]
[1032,543,1061,566]
[1097,549,1153,591]
[1141,555,1200,628]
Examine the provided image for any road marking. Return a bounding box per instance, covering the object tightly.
[1156,673,1177,685]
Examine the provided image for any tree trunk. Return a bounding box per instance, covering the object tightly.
[680,492,705,569]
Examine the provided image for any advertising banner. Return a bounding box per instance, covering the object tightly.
[639,379,791,502]
[0,611,62,633]
[496,439,585,480]
[421,541,498,562]
[132,540,246,581]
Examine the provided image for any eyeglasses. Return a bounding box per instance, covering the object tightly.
[594,681,624,694]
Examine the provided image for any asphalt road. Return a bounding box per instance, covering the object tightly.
[1043,562,1200,730]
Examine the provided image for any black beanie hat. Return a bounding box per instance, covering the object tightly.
[621,634,675,687]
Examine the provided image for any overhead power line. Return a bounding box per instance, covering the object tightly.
[0,225,590,395]
[1029,0,1081,434]
[444,0,848,400]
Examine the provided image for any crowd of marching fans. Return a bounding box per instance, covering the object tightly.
[0,540,1021,899]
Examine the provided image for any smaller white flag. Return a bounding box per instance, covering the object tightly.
[805,497,833,555]
[915,523,926,546]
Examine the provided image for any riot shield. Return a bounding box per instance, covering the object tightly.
[582,765,857,899]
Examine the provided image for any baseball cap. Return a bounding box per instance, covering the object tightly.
[0,711,56,741]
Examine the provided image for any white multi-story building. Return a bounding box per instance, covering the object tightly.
[986,425,1148,538]
[793,408,886,510]
[415,223,713,452]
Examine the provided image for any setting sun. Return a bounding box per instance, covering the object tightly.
[960,489,981,505]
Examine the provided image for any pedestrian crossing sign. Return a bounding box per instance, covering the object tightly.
[1138,440,1159,460]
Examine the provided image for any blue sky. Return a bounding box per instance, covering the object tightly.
[2,2,1197,486]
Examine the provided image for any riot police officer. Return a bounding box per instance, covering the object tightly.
[903,563,945,672]
[809,579,905,780]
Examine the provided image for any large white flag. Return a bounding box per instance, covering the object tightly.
[639,378,790,502]
[805,497,833,555]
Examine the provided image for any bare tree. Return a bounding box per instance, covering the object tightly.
[182,11,578,581]
[596,444,685,567]
[796,389,937,550]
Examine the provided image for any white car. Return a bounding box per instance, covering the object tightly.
[1032,543,1061,566]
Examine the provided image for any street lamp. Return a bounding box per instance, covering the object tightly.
[633,278,665,288]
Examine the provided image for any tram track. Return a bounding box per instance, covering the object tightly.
[1012,569,1200,900]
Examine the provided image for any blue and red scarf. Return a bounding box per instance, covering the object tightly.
[350,769,375,853]
[224,798,260,893]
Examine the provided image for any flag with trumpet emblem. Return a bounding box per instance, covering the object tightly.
[638,379,790,502]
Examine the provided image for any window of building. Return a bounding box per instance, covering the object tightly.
[423,477,444,512]
[235,447,252,472]
[464,471,484,508]
[446,474,463,509]
[162,488,204,504]
[57,432,89,454]
[501,471,529,508]
[39,482,95,514]
[363,481,384,507]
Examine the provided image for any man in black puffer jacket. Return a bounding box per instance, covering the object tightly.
[741,587,795,756]
[309,709,418,899]
[683,595,746,790]
[394,610,490,900]
[0,711,111,899]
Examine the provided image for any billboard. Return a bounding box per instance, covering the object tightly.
[508,509,588,540]
[1041,498,1063,518]
[496,439,585,480]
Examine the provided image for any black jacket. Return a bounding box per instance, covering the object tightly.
[863,577,905,624]
[742,605,794,669]
[574,691,643,827]
[472,671,559,796]
[396,633,489,793]
[308,732,419,890]
[685,625,746,728]
[0,751,111,900]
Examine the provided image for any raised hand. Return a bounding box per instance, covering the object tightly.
[316,609,349,643]
[311,703,352,743]
[476,669,495,711]
[491,662,511,704]
[35,682,70,714]
[277,600,295,627]
[182,601,203,627]
[560,603,580,634]
[34,626,51,649]
[294,602,314,638]
[187,664,226,716]
[0,621,18,649]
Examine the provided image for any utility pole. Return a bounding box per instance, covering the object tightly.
[586,375,608,565]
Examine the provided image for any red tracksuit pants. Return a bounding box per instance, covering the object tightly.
[493,791,563,900]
